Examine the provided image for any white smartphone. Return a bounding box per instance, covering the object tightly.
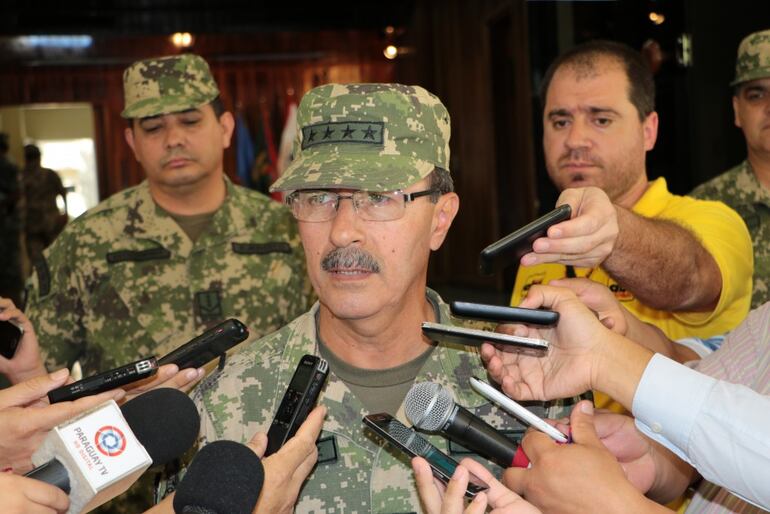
[422,322,549,355]
[469,376,569,443]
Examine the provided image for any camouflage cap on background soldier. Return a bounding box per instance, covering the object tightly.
[121,54,220,119]
[732,28,770,86]
[270,83,451,193]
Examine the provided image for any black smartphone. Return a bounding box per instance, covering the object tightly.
[479,204,572,275]
[422,322,549,355]
[265,354,329,456]
[363,413,489,498]
[450,301,559,326]
[47,357,159,403]
[0,319,23,359]
[157,318,249,370]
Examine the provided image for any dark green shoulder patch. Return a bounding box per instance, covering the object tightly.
[33,257,51,297]
[106,248,171,263]
[231,242,291,255]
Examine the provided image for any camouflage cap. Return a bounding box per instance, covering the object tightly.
[121,54,220,118]
[270,83,450,192]
[732,29,770,86]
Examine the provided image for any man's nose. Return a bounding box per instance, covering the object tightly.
[164,122,185,148]
[564,120,592,150]
[329,196,364,248]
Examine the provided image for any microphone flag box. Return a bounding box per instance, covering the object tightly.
[31,400,152,514]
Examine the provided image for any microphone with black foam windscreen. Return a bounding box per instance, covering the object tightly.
[405,381,523,468]
[120,388,200,468]
[173,440,265,514]
[25,388,199,514]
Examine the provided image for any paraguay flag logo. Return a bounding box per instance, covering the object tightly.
[95,426,127,457]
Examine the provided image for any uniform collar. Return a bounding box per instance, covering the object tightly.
[271,289,488,450]
[122,176,241,257]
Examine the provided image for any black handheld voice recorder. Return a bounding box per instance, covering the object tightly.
[265,354,329,456]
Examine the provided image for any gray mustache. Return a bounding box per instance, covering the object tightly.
[321,248,381,273]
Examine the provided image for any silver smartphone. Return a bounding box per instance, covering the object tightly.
[422,322,549,355]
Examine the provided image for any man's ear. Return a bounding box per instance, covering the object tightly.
[124,126,140,162]
[642,111,659,151]
[733,96,743,129]
[429,192,459,251]
[219,111,235,149]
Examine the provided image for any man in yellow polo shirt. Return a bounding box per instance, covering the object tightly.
[512,40,752,347]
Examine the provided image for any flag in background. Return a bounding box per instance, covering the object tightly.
[252,105,279,199]
[235,113,255,189]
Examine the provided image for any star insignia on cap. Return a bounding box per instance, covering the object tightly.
[308,129,317,142]
[363,125,378,140]
[322,126,335,139]
[342,125,356,138]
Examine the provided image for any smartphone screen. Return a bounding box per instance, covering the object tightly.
[0,319,23,359]
[363,413,488,497]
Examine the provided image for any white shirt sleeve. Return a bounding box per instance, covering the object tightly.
[632,353,770,510]
[674,335,725,359]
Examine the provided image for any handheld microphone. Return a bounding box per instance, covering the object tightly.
[173,440,265,514]
[26,388,200,514]
[405,382,521,468]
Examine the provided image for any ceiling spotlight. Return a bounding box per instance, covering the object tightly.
[384,45,398,60]
[171,32,194,48]
[648,12,665,25]
[385,26,395,35]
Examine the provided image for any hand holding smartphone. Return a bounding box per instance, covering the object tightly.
[450,300,559,326]
[0,319,23,359]
[422,322,549,355]
[363,413,488,498]
[479,204,572,275]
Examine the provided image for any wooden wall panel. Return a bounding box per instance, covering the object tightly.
[396,0,536,293]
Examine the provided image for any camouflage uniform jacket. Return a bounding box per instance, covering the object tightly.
[25,176,313,376]
[690,160,770,308]
[192,288,572,514]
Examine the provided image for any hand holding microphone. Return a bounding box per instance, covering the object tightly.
[26,387,199,514]
[0,472,70,514]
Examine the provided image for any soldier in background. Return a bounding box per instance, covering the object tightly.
[23,54,313,512]
[691,29,770,309]
[21,143,68,264]
[0,133,23,306]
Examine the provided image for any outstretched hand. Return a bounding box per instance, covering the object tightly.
[521,187,619,269]
[250,405,327,514]
[481,284,610,402]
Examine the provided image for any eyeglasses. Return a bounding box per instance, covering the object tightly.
[285,189,440,222]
